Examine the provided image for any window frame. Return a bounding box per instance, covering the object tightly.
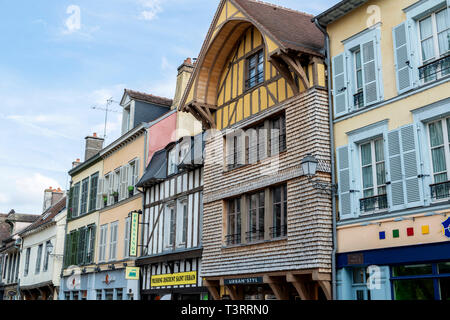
[359,138,387,199]
[35,244,43,274]
[24,247,31,276]
[245,49,265,90]
[109,221,119,261]
[226,197,241,245]
[80,177,90,215]
[427,117,450,184]
[247,190,265,243]
[43,240,51,272]
[271,184,287,239]
[98,224,108,263]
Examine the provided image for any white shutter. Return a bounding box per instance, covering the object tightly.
[96,177,103,210]
[108,174,113,205]
[400,125,422,207]
[387,129,405,211]
[387,125,422,211]
[119,167,125,201]
[332,53,348,117]
[361,39,380,106]
[393,22,413,94]
[337,146,353,219]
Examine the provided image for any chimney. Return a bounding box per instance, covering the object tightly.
[43,187,64,212]
[171,58,194,110]
[72,158,81,168]
[85,133,104,161]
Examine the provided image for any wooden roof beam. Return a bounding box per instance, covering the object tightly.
[268,54,300,95]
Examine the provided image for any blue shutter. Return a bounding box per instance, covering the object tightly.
[337,145,353,219]
[361,39,380,106]
[393,22,413,93]
[332,53,348,117]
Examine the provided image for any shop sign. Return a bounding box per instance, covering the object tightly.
[126,267,140,280]
[223,277,263,285]
[347,253,364,265]
[151,271,197,287]
[129,211,140,257]
[103,274,116,285]
[442,217,450,238]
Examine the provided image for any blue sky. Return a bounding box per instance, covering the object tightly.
[0,0,340,214]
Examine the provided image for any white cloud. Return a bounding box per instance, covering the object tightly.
[138,0,163,21]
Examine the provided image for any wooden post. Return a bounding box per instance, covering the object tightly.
[203,279,221,300]
[264,275,289,300]
[286,273,312,300]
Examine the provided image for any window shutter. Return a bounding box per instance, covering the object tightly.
[64,234,70,268]
[96,177,103,210]
[118,167,124,201]
[387,125,422,210]
[78,228,86,265]
[401,125,422,207]
[337,146,353,219]
[332,53,348,117]
[361,39,380,106]
[387,129,405,210]
[89,225,96,263]
[122,165,129,199]
[393,22,413,93]
[67,187,73,220]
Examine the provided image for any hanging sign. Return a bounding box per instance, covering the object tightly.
[442,217,450,238]
[129,211,140,257]
[126,267,140,280]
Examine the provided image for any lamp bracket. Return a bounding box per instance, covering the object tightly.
[307,177,338,195]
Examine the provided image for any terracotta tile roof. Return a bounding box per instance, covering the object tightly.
[124,89,173,107]
[233,0,324,56]
[19,197,66,236]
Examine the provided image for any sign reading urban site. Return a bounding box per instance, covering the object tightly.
[151,271,197,287]
[223,277,263,285]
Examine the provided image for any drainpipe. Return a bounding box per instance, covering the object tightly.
[313,18,338,300]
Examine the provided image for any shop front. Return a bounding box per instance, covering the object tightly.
[60,267,139,300]
[337,241,450,300]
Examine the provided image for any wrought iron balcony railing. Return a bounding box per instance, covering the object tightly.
[270,225,287,238]
[354,91,364,109]
[419,54,450,83]
[225,233,241,246]
[359,194,388,213]
[430,180,450,200]
[245,229,265,242]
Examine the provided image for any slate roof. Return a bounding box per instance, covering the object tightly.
[234,0,325,56]
[19,196,66,237]
[124,89,173,107]
[136,149,168,188]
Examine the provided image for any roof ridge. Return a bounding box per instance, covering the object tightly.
[124,88,173,102]
[242,0,314,17]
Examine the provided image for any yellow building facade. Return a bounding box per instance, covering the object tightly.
[316,0,450,300]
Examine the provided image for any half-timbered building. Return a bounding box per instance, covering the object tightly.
[179,0,333,300]
[136,133,206,300]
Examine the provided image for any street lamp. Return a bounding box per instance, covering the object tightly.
[46,242,63,258]
[301,154,337,195]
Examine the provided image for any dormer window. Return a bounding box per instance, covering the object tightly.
[168,148,178,176]
[122,105,131,134]
[246,50,264,90]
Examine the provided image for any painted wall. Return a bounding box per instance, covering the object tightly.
[103,134,145,176]
[146,112,177,166]
[338,209,450,253]
[328,0,450,147]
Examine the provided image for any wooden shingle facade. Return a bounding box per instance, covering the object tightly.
[180,0,333,300]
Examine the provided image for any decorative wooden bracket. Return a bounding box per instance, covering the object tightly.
[263,275,290,300]
[188,101,217,129]
[203,279,221,300]
[269,49,312,95]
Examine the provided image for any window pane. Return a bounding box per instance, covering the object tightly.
[439,278,450,300]
[436,9,449,33]
[352,268,365,284]
[431,147,447,174]
[361,143,372,166]
[374,139,384,162]
[392,264,433,277]
[420,17,433,40]
[356,70,363,90]
[362,166,374,189]
[355,50,362,69]
[376,162,386,186]
[394,279,435,300]
[438,262,450,274]
[438,30,450,55]
[430,121,444,147]
[422,38,435,61]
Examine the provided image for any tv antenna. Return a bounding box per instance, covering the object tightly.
[91,98,121,140]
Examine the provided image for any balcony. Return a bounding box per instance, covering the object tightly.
[419,54,450,84]
[353,91,364,109]
[430,180,450,200]
[270,225,287,238]
[225,234,241,246]
[359,194,388,213]
[245,229,264,243]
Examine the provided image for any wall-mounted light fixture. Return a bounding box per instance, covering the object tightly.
[301,154,337,195]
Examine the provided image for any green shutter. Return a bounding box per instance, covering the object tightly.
[88,225,96,264]
[64,234,71,268]
[67,187,74,220]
